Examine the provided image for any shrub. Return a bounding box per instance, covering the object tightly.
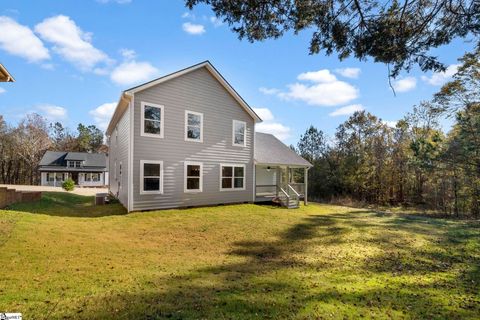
[62,178,75,191]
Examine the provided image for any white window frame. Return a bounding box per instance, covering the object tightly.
[220,163,246,191]
[140,102,164,138]
[232,120,247,147]
[92,173,100,182]
[114,160,117,180]
[140,160,164,195]
[184,161,203,193]
[67,161,82,168]
[184,110,203,143]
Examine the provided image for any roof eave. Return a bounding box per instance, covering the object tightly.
[105,92,132,136]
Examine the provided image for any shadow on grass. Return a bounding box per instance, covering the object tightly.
[58,209,479,319]
[7,192,127,218]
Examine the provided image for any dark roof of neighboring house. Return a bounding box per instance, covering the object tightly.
[254,132,312,167]
[39,151,107,170]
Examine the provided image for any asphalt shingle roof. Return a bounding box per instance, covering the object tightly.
[254,133,312,167]
[39,151,107,170]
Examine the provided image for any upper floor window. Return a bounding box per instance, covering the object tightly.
[185,111,203,142]
[140,160,163,194]
[67,161,82,168]
[141,102,164,138]
[184,161,203,192]
[232,120,246,147]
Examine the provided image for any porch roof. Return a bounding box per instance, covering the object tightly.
[254,132,312,167]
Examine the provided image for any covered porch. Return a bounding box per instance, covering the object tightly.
[254,132,312,209]
[255,165,309,208]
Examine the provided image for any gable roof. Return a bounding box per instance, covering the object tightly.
[39,151,107,168]
[254,132,312,167]
[0,64,14,82]
[106,61,261,135]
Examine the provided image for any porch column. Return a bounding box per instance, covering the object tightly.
[54,172,57,187]
[286,166,290,188]
[304,167,308,205]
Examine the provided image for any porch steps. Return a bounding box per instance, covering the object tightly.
[287,200,299,209]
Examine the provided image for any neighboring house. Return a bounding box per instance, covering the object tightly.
[0,63,14,82]
[106,61,311,212]
[39,151,108,187]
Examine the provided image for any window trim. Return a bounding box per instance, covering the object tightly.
[184,110,204,143]
[184,161,203,193]
[140,160,164,195]
[220,163,246,191]
[232,120,247,147]
[140,101,164,138]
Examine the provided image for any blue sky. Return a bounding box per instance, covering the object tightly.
[0,0,474,145]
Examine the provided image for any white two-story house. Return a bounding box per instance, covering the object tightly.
[106,61,311,212]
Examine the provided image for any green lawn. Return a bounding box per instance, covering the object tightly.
[1,192,479,319]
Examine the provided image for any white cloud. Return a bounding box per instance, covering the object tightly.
[382,120,398,128]
[280,81,359,106]
[259,87,280,95]
[35,15,110,71]
[329,104,364,117]
[297,69,337,83]
[182,22,206,35]
[274,69,359,106]
[120,48,136,60]
[38,104,67,120]
[256,122,291,141]
[182,12,194,19]
[261,69,359,107]
[0,88,5,94]
[253,107,291,141]
[421,64,459,86]
[110,60,159,86]
[392,76,417,92]
[0,16,50,62]
[253,107,274,121]
[209,16,223,27]
[335,67,361,79]
[89,102,117,130]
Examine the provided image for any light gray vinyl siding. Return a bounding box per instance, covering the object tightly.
[108,105,130,208]
[132,67,255,210]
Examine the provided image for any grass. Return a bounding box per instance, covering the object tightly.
[1,192,479,319]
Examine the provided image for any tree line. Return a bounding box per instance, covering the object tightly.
[0,115,105,185]
[294,47,480,217]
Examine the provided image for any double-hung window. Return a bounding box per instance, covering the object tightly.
[184,161,203,192]
[232,120,246,147]
[141,102,164,138]
[185,111,203,142]
[140,160,163,194]
[220,164,245,190]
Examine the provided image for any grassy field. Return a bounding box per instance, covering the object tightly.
[1,192,479,319]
